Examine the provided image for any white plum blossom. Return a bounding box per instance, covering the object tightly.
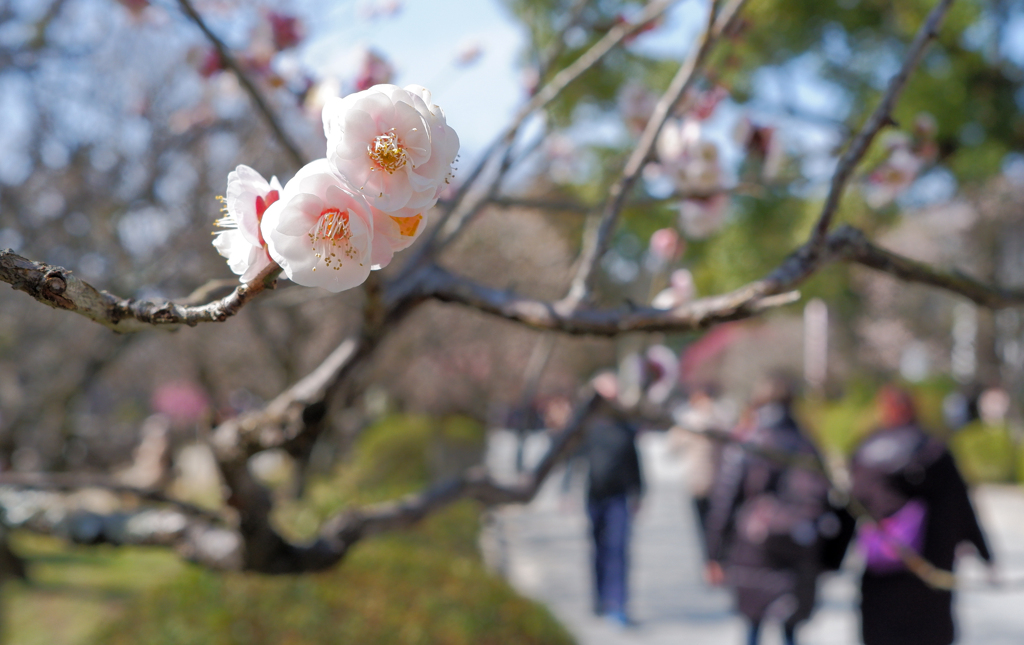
[403,84,460,204]
[369,207,427,270]
[323,83,459,214]
[212,165,281,282]
[260,159,374,292]
[214,82,458,293]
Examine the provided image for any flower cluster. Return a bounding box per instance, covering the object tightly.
[213,84,459,292]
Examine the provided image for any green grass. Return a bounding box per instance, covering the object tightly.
[3,413,574,645]
[4,534,185,645]
[89,504,573,645]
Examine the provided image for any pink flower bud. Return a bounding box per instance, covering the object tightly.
[649,228,682,263]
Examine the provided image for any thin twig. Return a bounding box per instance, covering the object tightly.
[534,0,593,85]
[434,139,518,247]
[176,0,306,169]
[420,0,681,259]
[564,0,748,307]
[806,0,956,252]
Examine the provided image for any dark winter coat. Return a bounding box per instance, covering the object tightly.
[704,403,835,627]
[851,424,992,645]
[584,411,643,503]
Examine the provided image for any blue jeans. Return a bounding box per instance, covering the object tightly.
[748,620,797,645]
[587,495,631,615]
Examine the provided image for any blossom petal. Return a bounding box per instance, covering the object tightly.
[276,193,326,236]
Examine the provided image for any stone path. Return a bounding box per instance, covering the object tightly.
[482,430,1024,645]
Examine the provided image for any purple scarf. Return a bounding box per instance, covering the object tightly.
[858,498,927,573]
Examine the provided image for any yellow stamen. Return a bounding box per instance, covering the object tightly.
[308,208,357,271]
[367,129,407,174]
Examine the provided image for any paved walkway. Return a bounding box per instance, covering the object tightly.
[482,430,1024,645]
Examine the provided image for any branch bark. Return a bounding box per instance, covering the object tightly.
[0,486,242,570]
[806,0,956,252]
[251,391,604,573]
[0,250,280,332]
[420,0,681,259]
[392,224,1024,336]
[176,0,307,169]
[564,0,748,307]
[0,474,222,523]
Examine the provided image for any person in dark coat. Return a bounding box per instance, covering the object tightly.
[850,386,993,645]
[584,372,644,626]
[704,376,836,645]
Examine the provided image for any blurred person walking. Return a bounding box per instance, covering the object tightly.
[704,375,837,645]
[584,372,645,627]
[669,383,735,545]
[850,386,994,645]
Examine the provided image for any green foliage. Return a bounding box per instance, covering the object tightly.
[690,192,817,294]
[799,377,880,455]
[950,421,1018,484]
[736,0,1020,186]
[89,503,573,645]
[4,535,186,645]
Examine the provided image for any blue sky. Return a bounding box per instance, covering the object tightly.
[299,0,530,158]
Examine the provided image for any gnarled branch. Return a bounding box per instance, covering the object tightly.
[251,391,604,573]
[0,250,280,332]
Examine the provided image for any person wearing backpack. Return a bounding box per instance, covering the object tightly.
[850,385,993,645]
[704,375,841,645]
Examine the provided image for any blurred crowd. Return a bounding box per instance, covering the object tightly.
[550,347,1001,645]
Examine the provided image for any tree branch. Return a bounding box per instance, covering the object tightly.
[208,337,366,461]
[0,486,242,569]
[251,391,604,573]
[564,0,748,307]
[395,262,798,335]
[393,223,1024,336]
[0,250,280,332]
[0,474,222,523]
[806,0,956,252]
[833,225,1024,308]
[175,0,307,169]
